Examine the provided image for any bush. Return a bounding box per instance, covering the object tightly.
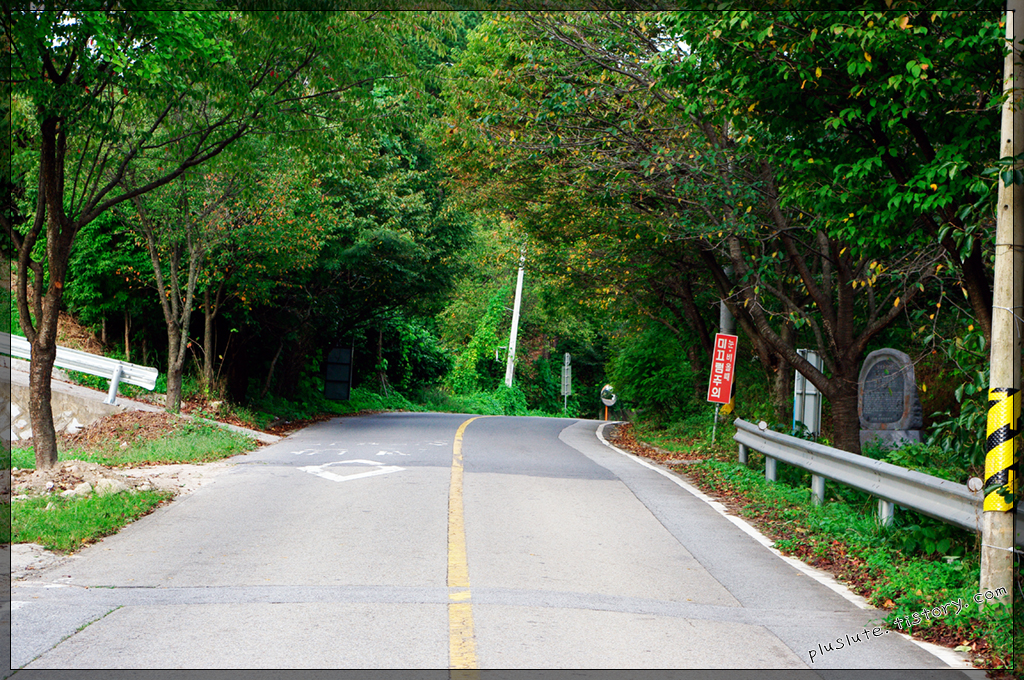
[607,323,700,425]
[494,383,528,416]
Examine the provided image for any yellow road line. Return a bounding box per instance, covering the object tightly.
[448,416,481,671]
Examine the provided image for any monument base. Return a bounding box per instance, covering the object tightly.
[860,429,922,450]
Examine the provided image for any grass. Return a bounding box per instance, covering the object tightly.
[10,420,255,470]
[9,418,252,554]
[630,411,728,459]
[11,490,173,553]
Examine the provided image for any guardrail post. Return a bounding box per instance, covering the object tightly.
[738,443,748,465]
[877,499,894,527]
[811,474,825,505]
[765,456,777,482]
[105,364,123,405]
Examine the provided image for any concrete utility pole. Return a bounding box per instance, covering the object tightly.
[980,0,1022,606]
[504,249,526,388]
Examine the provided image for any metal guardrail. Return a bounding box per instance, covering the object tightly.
[3,333,158,405]
[733,418,1023,548]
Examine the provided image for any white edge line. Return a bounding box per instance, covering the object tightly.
[595,422,975,671]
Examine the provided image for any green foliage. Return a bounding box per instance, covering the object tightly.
[493,384,529,416]
[1,284,12,335]
[520,357,564,415]
[926,325,990,472]
[63,212,154,332]
[861,436,974,485]
[446,286,510,394]
[12,490,172,553]
[421,385,556,418]
[661,10,1003,254]
[607,323,700,425]
[888,514,973,559]
[355,313,452,395]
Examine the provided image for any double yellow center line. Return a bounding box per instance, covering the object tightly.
[448,417,481,671]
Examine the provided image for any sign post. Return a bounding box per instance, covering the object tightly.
[560,353,572,411]
[706,333,739,443]
[600,384,617,421]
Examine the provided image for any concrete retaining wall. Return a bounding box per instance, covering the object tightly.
[3,358,131,442]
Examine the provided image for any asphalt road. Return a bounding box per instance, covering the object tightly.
[6,412,983,674]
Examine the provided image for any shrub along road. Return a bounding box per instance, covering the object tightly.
[8,412,979,672]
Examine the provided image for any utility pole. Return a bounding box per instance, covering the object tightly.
[504,248,526,388]
[980,0,1022,606]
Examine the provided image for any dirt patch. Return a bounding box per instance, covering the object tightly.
[12,460,144,496]
[608,422,705,465]
[61,410,187,449]
[11,410,239,500]
[11,458,235,499]
[55,310,106,354]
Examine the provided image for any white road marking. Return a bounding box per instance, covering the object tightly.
[298,459,403,483]
[375,450,409,456]
[292,449,347,456]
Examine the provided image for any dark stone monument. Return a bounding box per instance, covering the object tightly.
[858,348,923,448]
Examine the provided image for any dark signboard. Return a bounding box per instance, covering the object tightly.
[325,347,353,401]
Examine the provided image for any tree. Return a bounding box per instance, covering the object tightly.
[660,9,1004,341]
[123,166,238,413]
[4,8,450,467]
[438,12,793,413]
[440,10,1005,451]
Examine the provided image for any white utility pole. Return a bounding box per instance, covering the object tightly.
[979,0,1022,606]
[504,249,526,387]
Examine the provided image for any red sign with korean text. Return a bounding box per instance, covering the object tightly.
[706,333,738,404]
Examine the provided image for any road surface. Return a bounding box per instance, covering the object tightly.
[7,413,979,674]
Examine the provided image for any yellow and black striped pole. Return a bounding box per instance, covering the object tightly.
[984,388,1020,514]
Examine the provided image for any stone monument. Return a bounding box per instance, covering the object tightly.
[858,348,923,448]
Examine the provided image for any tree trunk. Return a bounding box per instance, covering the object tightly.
[772,362,791,425]
[958,240,994,343]
[28,342,59,469]
[23,116,75,470]
[376,328,389,393]
[124,310,131,363]
[771,321,795,424]
[166,368,183,413]
[203,287,215,391]
[829,377,862,455]
[261,338,285,399]
[165,323,186,413]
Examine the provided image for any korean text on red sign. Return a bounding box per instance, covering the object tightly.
[706,333,738,404]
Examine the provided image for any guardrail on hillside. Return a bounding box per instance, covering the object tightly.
[3,334,158,405]
[733,418,1023,548]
